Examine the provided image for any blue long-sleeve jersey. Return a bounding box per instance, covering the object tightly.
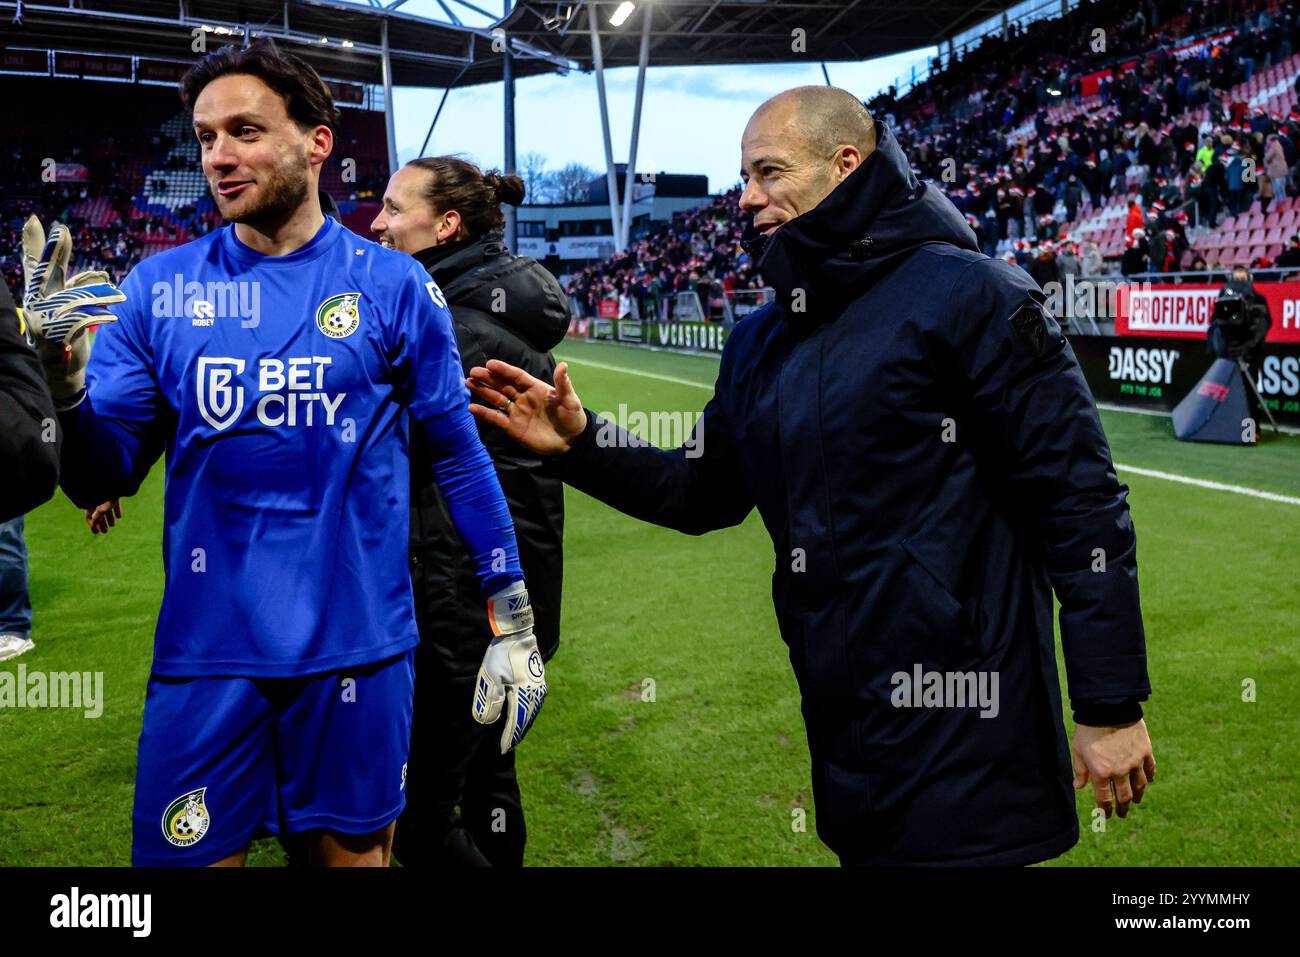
[60,216,522,677]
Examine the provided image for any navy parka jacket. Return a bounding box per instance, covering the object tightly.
[556,123,1150,865]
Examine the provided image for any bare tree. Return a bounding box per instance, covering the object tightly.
[549,162,597,203]
[519,151,550,202]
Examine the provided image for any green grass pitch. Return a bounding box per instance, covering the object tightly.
[2,337,1297,866]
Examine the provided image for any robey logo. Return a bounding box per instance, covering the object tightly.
[196,355,347,432]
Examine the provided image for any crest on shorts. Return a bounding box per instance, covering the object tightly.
[162,787,211,847]
[315,292,362,339]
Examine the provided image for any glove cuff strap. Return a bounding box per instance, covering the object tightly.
[53,387,86,412]
[487,580,533,637]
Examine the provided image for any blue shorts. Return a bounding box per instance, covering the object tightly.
[131,650,415,867]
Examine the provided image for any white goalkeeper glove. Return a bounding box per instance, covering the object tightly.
[21,215,126,410]
[473,580,547,753]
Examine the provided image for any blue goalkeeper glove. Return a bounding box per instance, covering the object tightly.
[21,215,126,410]
[473,580,547,753]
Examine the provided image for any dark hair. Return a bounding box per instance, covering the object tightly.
[179,39,341,134]
[404,156,526,241]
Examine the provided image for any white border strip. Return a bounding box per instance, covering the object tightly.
[558,355,715,391]
[1114,463,1300,507]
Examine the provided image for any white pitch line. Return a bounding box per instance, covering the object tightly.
[1114,463,1300,507]
[557,355,715,391]
[559,349,1300,508]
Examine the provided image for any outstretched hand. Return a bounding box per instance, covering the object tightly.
[466,359,587,455]
[1072,719,1156,819]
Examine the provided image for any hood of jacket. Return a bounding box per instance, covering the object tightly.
[413,225,570,352]
[739,121,979,334]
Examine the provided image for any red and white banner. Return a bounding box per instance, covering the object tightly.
[1116,281,1300,342]
[1111,30,1234,79]
[1170,29,1235,60]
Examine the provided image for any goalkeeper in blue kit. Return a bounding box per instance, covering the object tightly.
[19,40,545,866]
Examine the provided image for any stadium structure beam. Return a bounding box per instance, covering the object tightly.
[588,1,624,251]
[689,0,725,35]
[930,0,1000,47]
[618,1,651,252]
[5,3,475,70]
[503,0,517,252]
[418,60,473,154]
[381,17,399,174]
[813,0,864,38]
[429,0,462,24]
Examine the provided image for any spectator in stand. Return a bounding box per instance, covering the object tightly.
[1122,228,1149,277]
[1258,160,1276,213]
[1265,132,1289,199]
[1226,146,1250,215]
[1057,240,1081,279]
[1064,174,1083,223]
[1126,197,1144,240]
[1029,240,1060,288]
[1080,240,1103,276]
[1275,232,1300,268]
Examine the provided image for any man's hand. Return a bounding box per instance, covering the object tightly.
[1072,719,1156,819]
[86,499,121,535]
[21,216,126,408]
[466,360,586,455]
[472,580,547,753]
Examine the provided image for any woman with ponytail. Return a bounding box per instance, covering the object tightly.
[371,157,570,868]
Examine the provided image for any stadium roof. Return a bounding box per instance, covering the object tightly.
[0,0,575,88]
[494,0,1026,69]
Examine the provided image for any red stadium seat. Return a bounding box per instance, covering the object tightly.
[1265,226,1284,243]
[1264,211,1281,229]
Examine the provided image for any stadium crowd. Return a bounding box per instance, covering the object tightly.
[0,133,218,293]
[0,103,386,296]
[564,0,1300,314]
[874,0,1300,280]
[562,186,768,321]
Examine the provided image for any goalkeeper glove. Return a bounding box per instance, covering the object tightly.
[473,580,547,753]
[21,215,126,410]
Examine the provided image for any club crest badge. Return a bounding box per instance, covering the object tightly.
[162,787,211,847]
[316,292,362,339]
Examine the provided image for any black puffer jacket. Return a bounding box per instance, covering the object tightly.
[409,227,569,678]
[554,123,1149,865]
[0,280,60,522]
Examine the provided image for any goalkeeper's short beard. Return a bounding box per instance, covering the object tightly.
[215,163,312,229]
